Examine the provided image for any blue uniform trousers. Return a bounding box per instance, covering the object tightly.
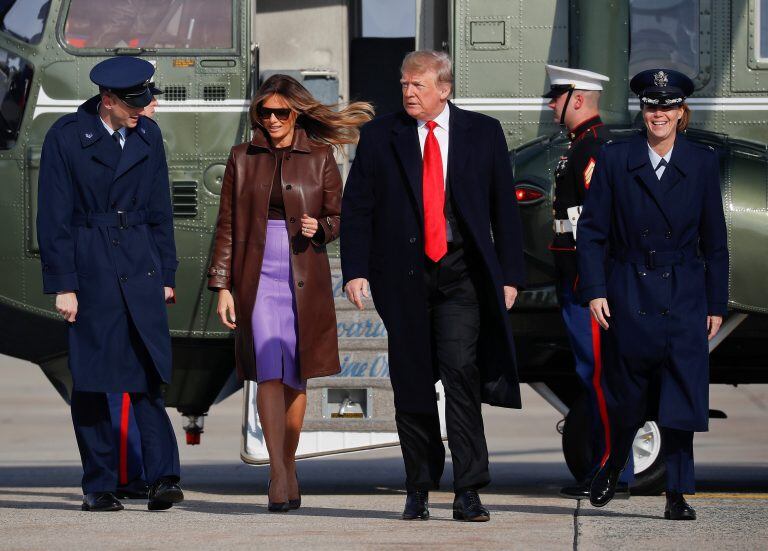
[71,387,180,494]
[558,274,633,483]
[107,393,146,488]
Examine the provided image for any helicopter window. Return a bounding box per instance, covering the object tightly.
[63,0,233,51]
[0,48,33,150]
[628,0,700,79]
[0,0,51,44]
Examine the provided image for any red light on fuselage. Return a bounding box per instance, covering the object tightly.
[515,186,544,203]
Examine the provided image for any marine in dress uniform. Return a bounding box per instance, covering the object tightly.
[107,82,164,501]
[543,65,633,500]
[37,57,184,512]
[578,69,728,520]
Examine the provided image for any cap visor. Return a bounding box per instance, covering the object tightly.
[119,88,153,108]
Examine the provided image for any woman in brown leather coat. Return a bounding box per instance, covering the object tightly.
[208,75,373,511]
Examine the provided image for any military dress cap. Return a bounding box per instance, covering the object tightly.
[89,56,155,108]
[630,69,694,106]
[544,64,610,98]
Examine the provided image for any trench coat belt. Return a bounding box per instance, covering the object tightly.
[613,244,699,270]
[71,210,155,229]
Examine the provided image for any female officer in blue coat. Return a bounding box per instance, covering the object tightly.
[37,57,183,512]
[577,69,728,520]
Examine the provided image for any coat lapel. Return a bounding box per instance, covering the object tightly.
[447,102,472,202]
[113,120,151,181]
[77,95,120,170]
[627,133,673,227]
[391,112,423,220]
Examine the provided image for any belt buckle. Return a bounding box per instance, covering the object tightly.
[645,250,656,270]
[117,210,128,229]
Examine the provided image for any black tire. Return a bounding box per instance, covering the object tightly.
[561,392,666,495]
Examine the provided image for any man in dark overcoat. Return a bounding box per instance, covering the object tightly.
[37,57,183,512]
[341,50,525,522]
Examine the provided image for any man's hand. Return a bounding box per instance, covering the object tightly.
[164,286,175,303]
[707,315,723,341]
[504,286,518,310]
[590,298,611,329]
[345,278,370,311]
[217,289,237,330]
[56,292,78,323]
[301,213,319,238]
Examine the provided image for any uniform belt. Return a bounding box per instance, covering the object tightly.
[553,219,574,235]
[614,245,698,270]
[72,210,151,229]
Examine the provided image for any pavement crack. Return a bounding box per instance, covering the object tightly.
[572,499,581,551]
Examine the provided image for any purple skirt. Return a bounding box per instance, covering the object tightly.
[251,220,305,390]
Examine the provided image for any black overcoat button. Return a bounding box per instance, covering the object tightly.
[112,239,119,246]
[120,275,127,282]
[641,229,649,237]
[409,237,416,244]
[297,281,304,287]
[662,272,670,279]
[289,217,296,223]
[285,184,292,190]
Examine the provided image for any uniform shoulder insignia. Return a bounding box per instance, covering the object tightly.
[583,157,596,189]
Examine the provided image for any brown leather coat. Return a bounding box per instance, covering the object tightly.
[207,127,341,382]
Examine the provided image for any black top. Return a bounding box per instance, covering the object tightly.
[268,147,289,220]
[551,115,612,251]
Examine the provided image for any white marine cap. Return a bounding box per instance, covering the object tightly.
[543,64,610,97]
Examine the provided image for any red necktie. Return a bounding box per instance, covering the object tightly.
[423,120,447,262]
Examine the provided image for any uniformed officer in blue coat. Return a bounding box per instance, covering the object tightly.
[37,57,184,512]
[577,69,728,520]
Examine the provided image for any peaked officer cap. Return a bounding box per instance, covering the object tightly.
[90,57,155,108]
[630,68,694,106]
[544,65,610,98]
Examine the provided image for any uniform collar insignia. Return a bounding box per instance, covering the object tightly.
[653,70,668,87]
[85,132,93,139]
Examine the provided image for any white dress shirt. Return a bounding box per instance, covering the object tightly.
[99,114,127,149]
[647,143,673,180]
[417,102,450,189]
[416,102,452,240]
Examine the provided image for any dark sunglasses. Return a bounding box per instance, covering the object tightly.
[257,107,292,121]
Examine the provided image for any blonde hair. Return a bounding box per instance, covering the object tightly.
[677,103,690,131]
[250,74,374,146]
[401,50,453,88]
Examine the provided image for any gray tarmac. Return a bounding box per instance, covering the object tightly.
[1,355,767,550]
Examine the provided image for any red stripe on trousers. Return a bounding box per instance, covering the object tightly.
[119,393,130,485]
[591,318,612,467]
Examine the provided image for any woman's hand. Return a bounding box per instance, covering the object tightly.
[55,292,78,323]
[707,315,723,341]
[217,289,237,330]
[301,213,318,238]
[590,298,611,329]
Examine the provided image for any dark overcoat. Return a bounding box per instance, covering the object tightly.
[37,95,177,393]
[577,133,728,432]
[341,103,526,414]
[207,128,342,383]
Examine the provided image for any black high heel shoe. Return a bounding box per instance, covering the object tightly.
[288,474,301,510]
[267,480,289,513]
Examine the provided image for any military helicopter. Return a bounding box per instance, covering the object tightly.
[0,0,765,494]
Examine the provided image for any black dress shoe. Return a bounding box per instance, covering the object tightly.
[452,490,490,522]
[115,481,149,500]
[267,480,290,513]
[147,478,184,511]
[665,492,696,520]
[589,465,623,507]
[401,490,429,520]
[81,492,124,512]
[562,481,630,500]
